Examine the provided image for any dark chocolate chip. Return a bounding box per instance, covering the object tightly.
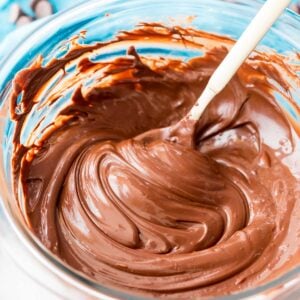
[16,15,33,27]
[32,0,53,19]
[10,4,22,23]
[30,0,39,9]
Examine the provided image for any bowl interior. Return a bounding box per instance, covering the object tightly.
[0,0,299,299]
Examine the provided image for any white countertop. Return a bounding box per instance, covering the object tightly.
[0,244,58,300]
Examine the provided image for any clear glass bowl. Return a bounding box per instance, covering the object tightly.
[0,0,299,299]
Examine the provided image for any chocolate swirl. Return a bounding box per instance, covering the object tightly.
[11,24,300,298]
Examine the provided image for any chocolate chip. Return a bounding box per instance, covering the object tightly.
[10,3,36,26]
[10,4,22,23]
[30,0,39,8]
[32,0,53,19]
[16,15,33,27]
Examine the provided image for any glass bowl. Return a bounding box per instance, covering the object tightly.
[0,0,299,299]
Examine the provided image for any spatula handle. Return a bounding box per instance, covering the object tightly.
[189,0,291,121]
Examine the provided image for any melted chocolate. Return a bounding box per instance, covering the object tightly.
[10,24,300,298]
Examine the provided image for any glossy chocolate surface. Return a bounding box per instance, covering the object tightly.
[10,24,300,298]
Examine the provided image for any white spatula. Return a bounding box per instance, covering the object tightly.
[189,0,291,121]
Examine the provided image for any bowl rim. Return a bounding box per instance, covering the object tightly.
[0,0,300,299]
